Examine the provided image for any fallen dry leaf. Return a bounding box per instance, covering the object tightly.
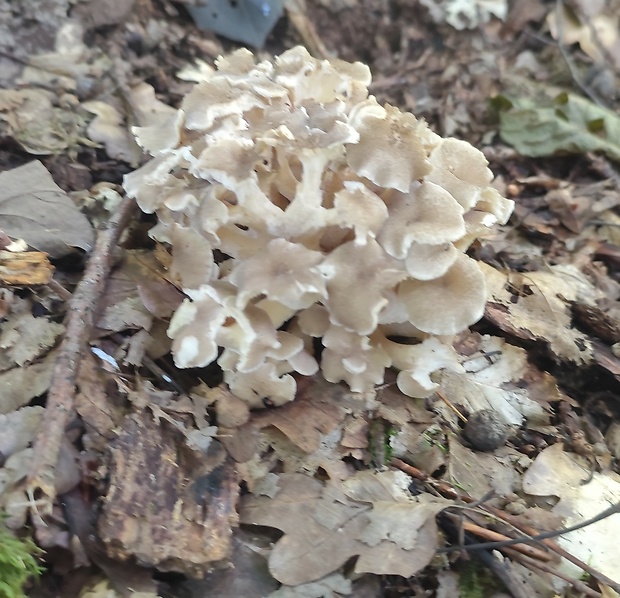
[75,352,124,450]
[547,4,620,68]
[241,470,449,585]
[447,435,521,499]
[268,572,352,597]
[97,249,182,334]
[523,443,620,586]
[0,449,34,527]
[0,88,84,154]
[78,578,158,598]
[0,406,44,459]
[0,353,55,414]
[0,161,94,258]
[186,528,280,598]
[0,311,64,366]
[483,262,601,363]
[73,0,136,29]
[251,391,345,454]
[438,335,550,428]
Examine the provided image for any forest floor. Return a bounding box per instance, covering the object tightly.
[2,0,620,597]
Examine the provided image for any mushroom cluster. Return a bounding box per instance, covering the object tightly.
[124,47,513,407]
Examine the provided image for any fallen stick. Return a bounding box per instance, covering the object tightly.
[25,196,136,516]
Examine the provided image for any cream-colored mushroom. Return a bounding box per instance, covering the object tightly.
[181,77,266,132]
[215,303,282,373]
[168,295,226,368]
[347,101,431,193]
[225,361,297,408]
[124,46,513,407]
[331,181,389,245]
[377,181,466,259]
[398,254,487,335]
[474,187,515,225]
[425,138,494,211]
[383,336,465,398]
[192,137,259,185]
[319,239,407,335]
[404,242,458,281]
[322,327,391,392]
[132,110,183,156]
[123,153,183,213]
[296,304,331,337]
[228,238,326,309]
[275,45,370,105]
[168,225,217,290]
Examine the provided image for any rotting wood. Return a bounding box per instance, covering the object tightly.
[0,250,54,285]
[99,409,238,576]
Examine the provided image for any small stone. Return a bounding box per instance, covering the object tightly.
[463,409,509,452]
[505,501,527,515]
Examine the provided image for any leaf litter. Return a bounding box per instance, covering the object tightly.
[2,0,620,597]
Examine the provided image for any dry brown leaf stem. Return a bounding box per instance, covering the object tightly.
[555,0,605,106]
[443,513,551,562]
[25,196,136,515]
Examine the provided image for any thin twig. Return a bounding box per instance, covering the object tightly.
[435,390,468,423]
[25,197,136,516]
[46,278,73,301]
[571,4,620,78]
[555,0,605,106]
[443,512,551,562]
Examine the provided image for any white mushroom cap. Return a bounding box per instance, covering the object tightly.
[215,303,281,373]
[383,337,465,398]
[425,138,494,211]
[192,137,261,187]
[330,181,389,245]
[475,187,515,225]
[168,295,226,368]
[214,48,257,74]
[377,182,466,260]
[181,77,266,132]
[397,254,487,335]
[404,242,458,281]
[123,154,183,213]
[131,110,183,156]
[319,239,407,335]
[225,361,297,408]
[346,101,431,193]
[227,238,326,309]
[168,225,217,291]
[275,46,370,105]
[321,327,391,392]
[297,304,331,337]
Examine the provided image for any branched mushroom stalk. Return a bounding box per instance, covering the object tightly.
[124,47,514,407]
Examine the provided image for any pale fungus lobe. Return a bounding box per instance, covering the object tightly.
[124,46,514,406]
